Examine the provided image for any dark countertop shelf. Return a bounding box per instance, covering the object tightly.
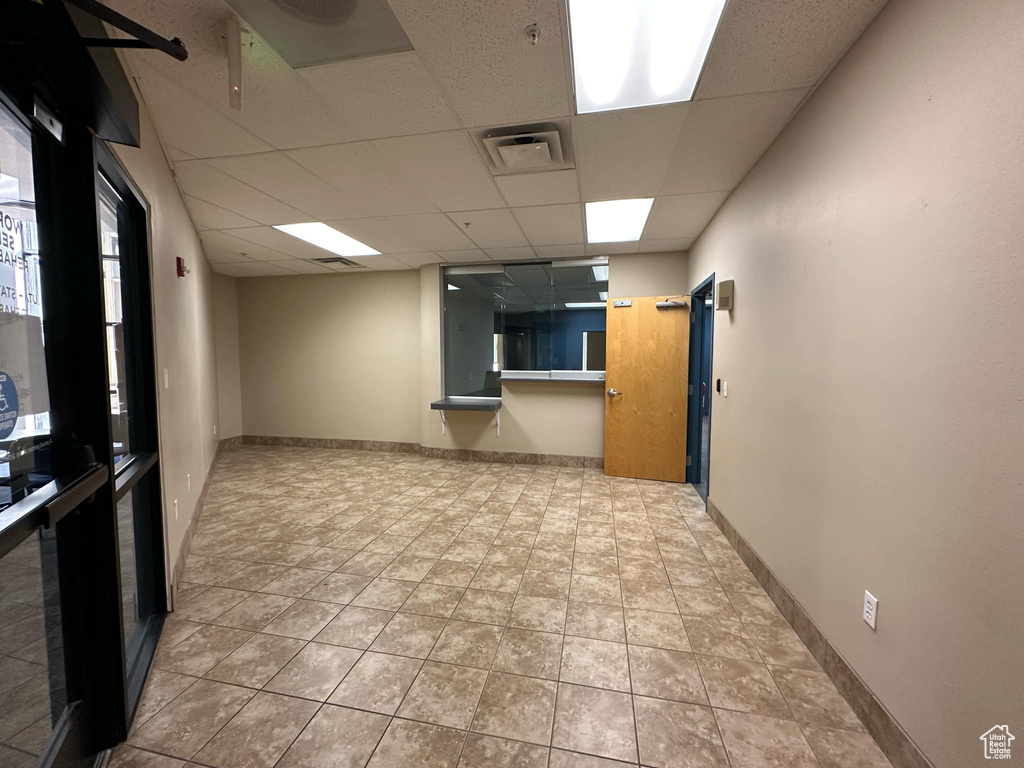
[430,397,502,412]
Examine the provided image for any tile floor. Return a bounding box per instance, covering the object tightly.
[114,445,894,768]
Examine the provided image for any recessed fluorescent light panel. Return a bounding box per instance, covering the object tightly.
[591,265,609,281]
[585,199,654,243]
[447,284,461,291]
[273,222,380,257]
[567,0,727,114]
[565,302,606,309]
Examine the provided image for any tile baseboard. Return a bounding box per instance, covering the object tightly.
[240,434,602,469]
[706,498,933,768]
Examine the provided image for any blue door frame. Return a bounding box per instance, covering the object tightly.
[686,274,715,501]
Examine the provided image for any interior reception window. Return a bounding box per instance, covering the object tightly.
[442,260,608,396]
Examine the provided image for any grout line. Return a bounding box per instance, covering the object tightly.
[142,447,878,768]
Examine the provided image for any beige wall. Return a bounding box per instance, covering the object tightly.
[609,251,691,298]
[111,104,220,585]
[687,0,1024,764]
[213,274,242,439]
[228,253,687,459]
[236,271,421,443]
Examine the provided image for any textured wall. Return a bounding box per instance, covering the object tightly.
[111,104,220,581]
[687,0,1024,763]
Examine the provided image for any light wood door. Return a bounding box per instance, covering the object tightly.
[604,296,689,482]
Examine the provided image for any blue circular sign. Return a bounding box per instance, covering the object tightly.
[0,371,19,440]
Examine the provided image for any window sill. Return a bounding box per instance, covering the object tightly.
[500,370,605,383]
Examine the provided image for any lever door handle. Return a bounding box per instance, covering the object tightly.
[607,388,621,397]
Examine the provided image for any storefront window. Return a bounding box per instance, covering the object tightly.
[0,100,51,510]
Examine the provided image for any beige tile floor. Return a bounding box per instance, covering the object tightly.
[114,445,894,768]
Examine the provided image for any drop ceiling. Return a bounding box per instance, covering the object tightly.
[105,0,888,277]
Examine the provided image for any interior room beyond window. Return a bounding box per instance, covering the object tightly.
[443,260,609,397]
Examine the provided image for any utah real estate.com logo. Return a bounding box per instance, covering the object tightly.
[980,725,1014,760]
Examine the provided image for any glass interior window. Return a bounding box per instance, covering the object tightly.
[442,260,609,391]
[501,262,554,371]
[98,174,131,464]
[0,101,51,510]
[550,262,607,371]
[443,268,504,397]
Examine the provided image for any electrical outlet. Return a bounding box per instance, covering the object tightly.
[723,381,729,397]
[187,473,191,491]
[214,424,217,436]
[863,590,878,630]
[173,498,178,521]
[163,368,169,390]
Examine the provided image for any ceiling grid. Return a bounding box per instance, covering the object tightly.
[106,0,889,275]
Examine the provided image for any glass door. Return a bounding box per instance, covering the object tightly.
[95,150,166,703]
[0,92,104,768]
[0,84,167,766]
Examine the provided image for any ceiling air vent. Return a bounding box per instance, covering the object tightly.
[225,0,412,67]
[310,257,366,269]
[474,119,575,177]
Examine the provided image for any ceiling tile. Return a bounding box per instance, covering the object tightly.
[220,226,360,261]
[586,242,639,256]
[639,239,695,253]
[323,217,424,254]
[210,263,252,277]
[298,52,461,139]
[183,195,259,230]
[385,214,476,251]
[207,152,371,220]
[512,204,584,246]
[269,259,333,274]
[174,160,308,225]
[660,89,809,195]
[696,0,888,98]
[164,145,195,162]
[575,103,689,201]
[387,0,571,126]
[394,252,443,268]
[642,192,730,240]
[130,59,273,158]
[437,249,488,263]
[113,0,361,149]
[374,131,505,211]
[448,209,528,249]
[533,244,586,259]
[233,260,297,276]
[485,246,537,261]
[351,254,410,271]
[202,245,252,263]
[496,170,580,207]
[287,142,437,216]
[200,230,290,261]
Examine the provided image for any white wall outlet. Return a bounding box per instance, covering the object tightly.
[214,424,217,436]
[863,590,878,630]
[163,368,169,390]
[723,381,729,397]
[187,473,191,491]
[173,498,178,521]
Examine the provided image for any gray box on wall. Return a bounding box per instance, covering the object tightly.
[716,280,734,311]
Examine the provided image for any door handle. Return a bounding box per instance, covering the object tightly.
[607,388,621,397]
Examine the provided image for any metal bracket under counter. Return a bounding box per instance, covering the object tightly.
[430,397,502,437]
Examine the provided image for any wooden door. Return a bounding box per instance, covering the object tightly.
[604,296,690,482]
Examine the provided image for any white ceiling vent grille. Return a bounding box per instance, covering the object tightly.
[474,120,575,177]
[309,256,367,269]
